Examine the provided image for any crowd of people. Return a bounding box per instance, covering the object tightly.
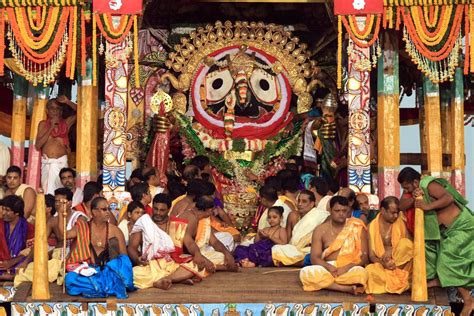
[0,155,472,315]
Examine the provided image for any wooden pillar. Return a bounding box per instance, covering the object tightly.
[76,58,98,188]
[26,88,48,190]
[11,75,28,170]
[347,37,371,193]
[440,86,452,180]
[377,32,400,199]
[450,67,465,195]
[422,77,442,177]
[102,41,131,219]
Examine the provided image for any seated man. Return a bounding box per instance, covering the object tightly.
[272,190,330,266]
[14,188,87,286]
[169,179,207,217]
[300,196,368,294]
[398,167,474,316]
[59,168,83,207]
[0,196,34,280]
[4,166,36,221]
[366,196,413,294]
[59,197,134,298]
[181,195,238,273]
[129,194,204,290]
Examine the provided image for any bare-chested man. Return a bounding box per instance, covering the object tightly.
[169,179,207,218]
[299,196,368,294]
[4,166,36,221]
[398,167,473,316]
[36,96,77,195]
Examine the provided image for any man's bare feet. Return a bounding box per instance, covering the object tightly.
[458,287,473,316]
[352,285,365,295]
[427,279,441,288]
[240,259,256,268]
[153,278,172,290]
[180,279,194,286]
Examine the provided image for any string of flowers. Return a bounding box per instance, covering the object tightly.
[81,7,86,76]
[95,13,134,44]
[465,4,470,74]
[5,6,77,85]
[401,4,463,82]
[0,0,79,6]
[341,14,381,48]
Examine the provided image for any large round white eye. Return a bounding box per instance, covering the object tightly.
[205,69,233,104]
[249,68,279,105]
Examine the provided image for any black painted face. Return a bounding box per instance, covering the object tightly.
[204,54,279,119]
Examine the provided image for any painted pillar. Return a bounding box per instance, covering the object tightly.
[376,32,400,199]
[26,88,48,190]
[11,75,28,170]
[102,41,131,219]
[76,59,99,188]
[347,40,371,193]
[450,68,465,195]
[440,86,452,180]
[422,77,442,177]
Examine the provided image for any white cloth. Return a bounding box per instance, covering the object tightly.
[118,220,130,245]
[258,198,292,230]
[316,195,332,212]
[303,120,317,164]
[0,142,10,176]
[149,185,165,207]
[41,154,68,195]
[215,231,235,252]
[72,187,84,208]
[130,214,175,261]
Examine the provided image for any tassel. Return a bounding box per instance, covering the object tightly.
[92,12,97,86]
[337,15,342,90]
[133,14,140,89]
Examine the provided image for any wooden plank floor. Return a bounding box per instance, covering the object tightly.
[13,268,450,306]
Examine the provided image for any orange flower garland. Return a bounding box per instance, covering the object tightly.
[341,14,381,48]
[5,6,79,85]
[81,7,86,76]
[0,9,4,76]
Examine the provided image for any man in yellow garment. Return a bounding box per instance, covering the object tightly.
[299,196,368,294]
[366,196,413,294]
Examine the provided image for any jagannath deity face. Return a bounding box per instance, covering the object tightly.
[191,45,292,139]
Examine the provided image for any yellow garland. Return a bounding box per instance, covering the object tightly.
[410,5,452,46]
[13,6,59,50]
[133,14,139,89]
[102,14,130,37]
[337,15,342,90]
[27,6,47,32]
[70,5,77,79]
[348,14,375,40]
[423,6,439,28]
[92,12,97,86]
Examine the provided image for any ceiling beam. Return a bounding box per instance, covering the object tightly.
[198,0,325,3]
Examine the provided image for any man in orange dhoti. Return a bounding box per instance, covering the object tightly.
[300,196,368,294]
[366,196,413,294]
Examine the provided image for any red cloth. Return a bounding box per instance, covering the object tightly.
[402,192,415,235]
[0,220,11,260]
[145,205,152,216]
[74,203,91,218]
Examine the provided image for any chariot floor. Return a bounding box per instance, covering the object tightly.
[11,268,450,306]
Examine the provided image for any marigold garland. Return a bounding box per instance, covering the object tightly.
[341,14,381,48]
[337,15,342,89]
[92,11,97,86]
[133,14,139,89]
[81,7,86,76]
[464,4,470,74]
[26,6,46,32]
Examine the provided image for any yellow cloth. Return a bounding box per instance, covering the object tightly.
[210,218,240,237]
[272,206,330,266]
[279,195,297,211]
[14,248,63,287]
[133,258,181,289]
[366,214,413,294]
[170,194,187,214]
[323,218,366,267]
[300,260,368,291]
[196,217,225,266]
[299,219,368,292]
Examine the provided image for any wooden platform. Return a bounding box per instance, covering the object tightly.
[12,268,450,306]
